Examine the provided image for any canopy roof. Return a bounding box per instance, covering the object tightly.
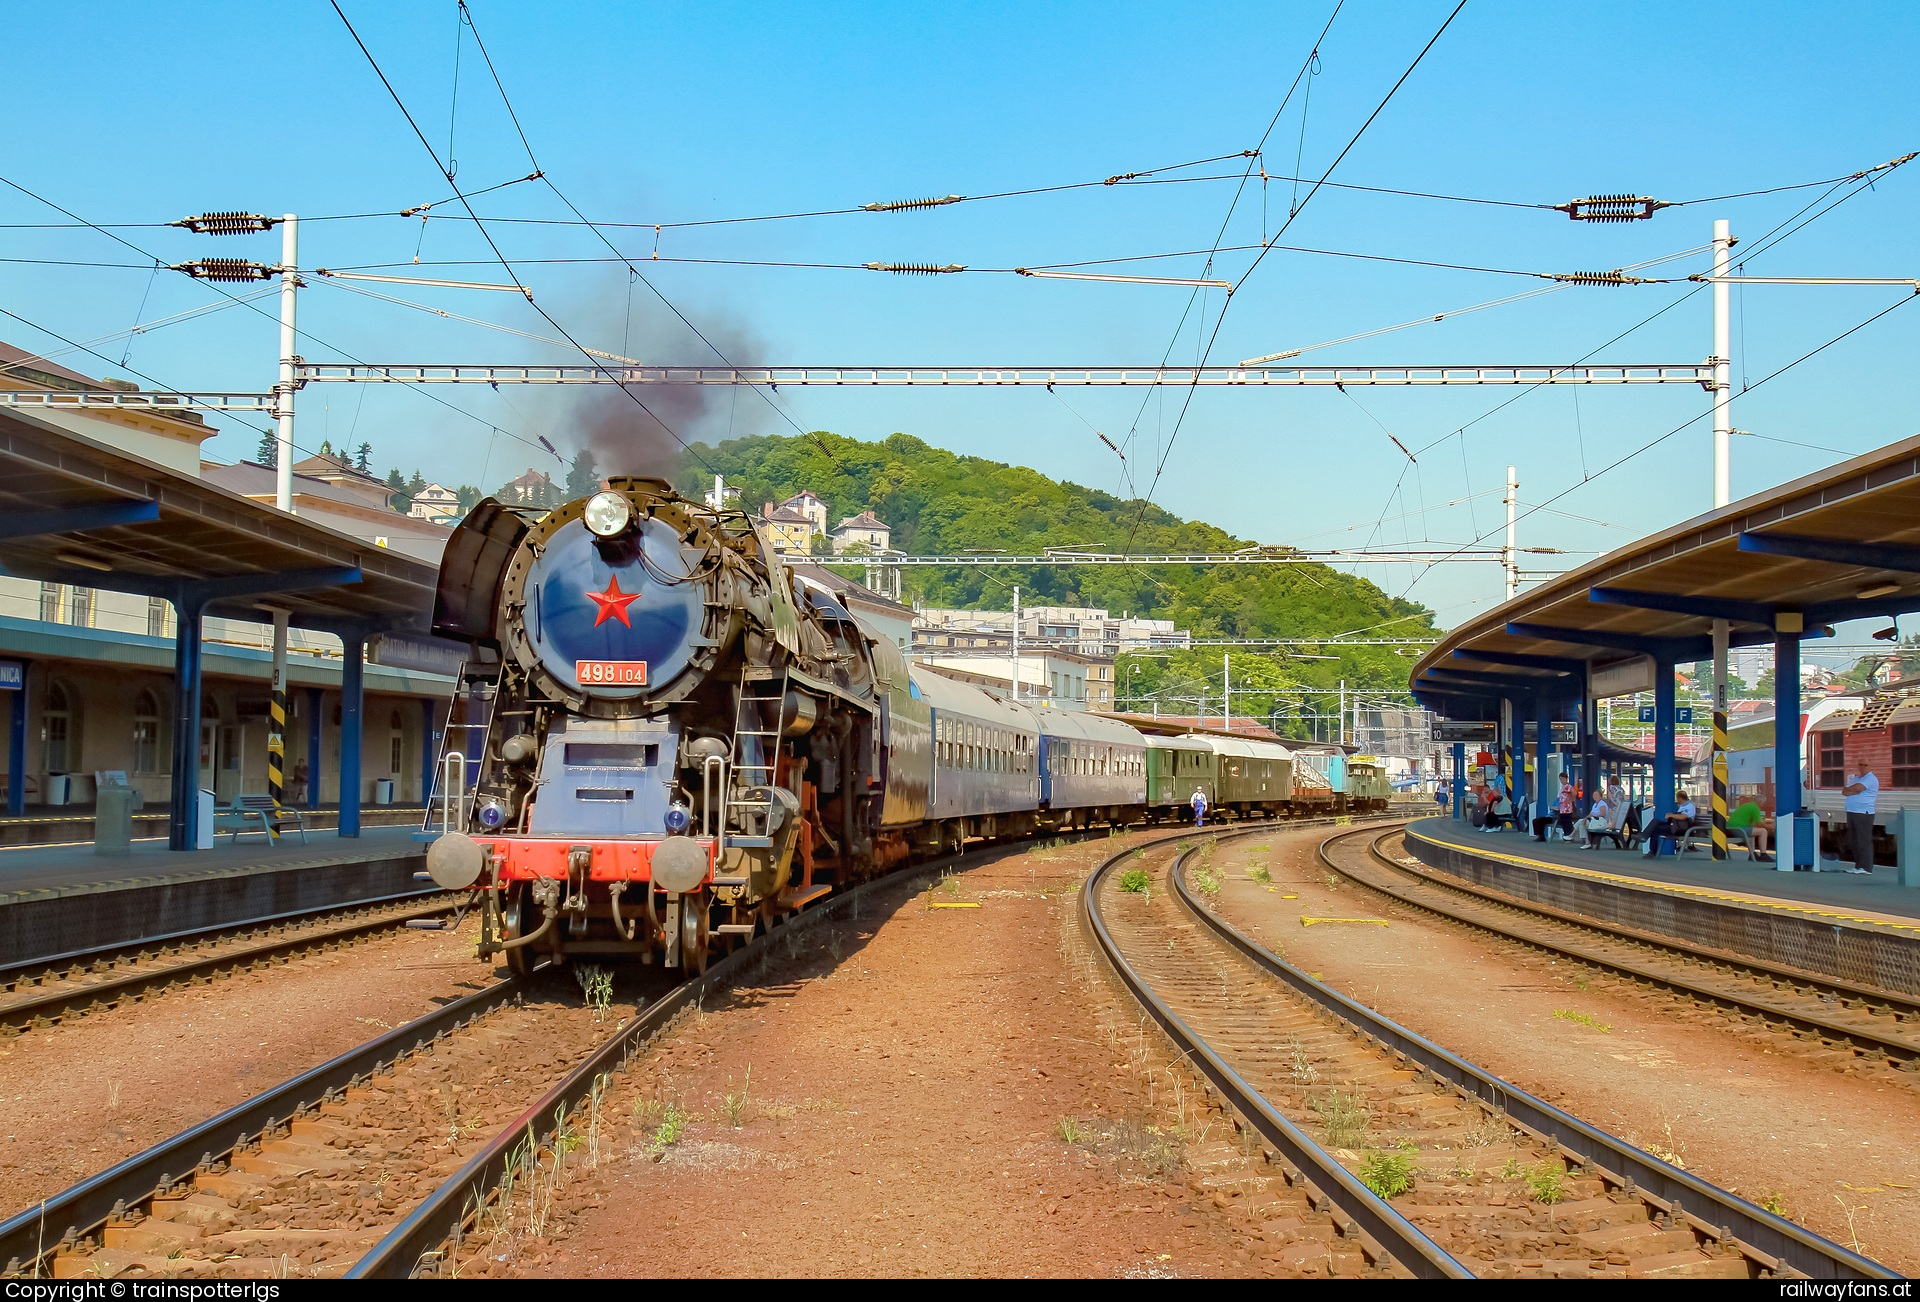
[0,406,436,631]
[1412,432,1920,718]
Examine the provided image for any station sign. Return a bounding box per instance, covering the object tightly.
[1436,719,1577,744]
[1636,706,1694,723]
[0,660,21,690]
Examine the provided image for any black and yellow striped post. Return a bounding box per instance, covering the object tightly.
[267,608,289,840]
[268,688,287,808]
[1711,708,1730,859]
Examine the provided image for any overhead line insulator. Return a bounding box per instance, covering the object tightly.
[1552,269,1655,287]
[863,262,967,275]
[1553,194,1667,222]
[171,211,280,235]
[171,258,277,282]
[861,195,965,213]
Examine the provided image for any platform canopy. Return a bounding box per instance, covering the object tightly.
[0,405,435,629]
[1411,432,1920,718]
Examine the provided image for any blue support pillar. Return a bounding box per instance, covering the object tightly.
[1652,658,1676,821]
[1452,742,1467,820]
[169,596,206,851]
[1535,696,1554,832]
[1775,620,1804,867]
[339,635,364,838]
[420,697,436,807]
[6,664,27,816]
[1581,672,1599,818]
[305,687,324,812]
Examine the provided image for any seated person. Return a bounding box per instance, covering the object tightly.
[1726,798,1771,858]
[1641,791,1699,858]
[1482,793,1516,831]
[1580,795,1623,848]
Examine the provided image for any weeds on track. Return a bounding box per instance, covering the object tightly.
[1190,865,1222,900]
[1287,1036,1318,1088]
[1247,863,1272,883]
[575,965,614,1022]
[1311,1086,1370,1148]
[1551,1008,1611,1032]
[1119,868,1151,895]
[1360,1145,1419,1198]
[724,1066,753,1128]
[1054,1116,1086,1145]
[1525,1160,1566,1205]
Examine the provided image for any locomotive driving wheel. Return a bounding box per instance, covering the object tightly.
[500,888,536,978]
[680,890,711,975]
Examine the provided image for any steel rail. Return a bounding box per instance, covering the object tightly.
[1346,830,1920,1064]
[350,817,1246,1277]
[1194,823,1895,1281]
[1,891,457,1031]
[1083,823,1471,1280]
[0,977,519,1273]
[0,886,449,987]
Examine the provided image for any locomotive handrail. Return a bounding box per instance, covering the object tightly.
[436,751,468,834]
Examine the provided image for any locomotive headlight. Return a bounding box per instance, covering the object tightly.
[583,491,632,537]
[477,798,508,830]
[663,803,691,834]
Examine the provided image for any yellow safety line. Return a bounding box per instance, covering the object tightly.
[1300,916,1389,927]
[928,901,980,909]
[1406,826,1920,938]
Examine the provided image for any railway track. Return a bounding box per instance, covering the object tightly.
[1327,827,1920,1075]
[2,816,1314,1280]
[1083,824,1896,1280]
[0,889,460,1034]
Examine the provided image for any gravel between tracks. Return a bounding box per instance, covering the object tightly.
[493,834,1268,1279]
[1214,829,1920,1273]
[0,915,494,1219]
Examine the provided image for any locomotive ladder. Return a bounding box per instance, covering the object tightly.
[725,666,788,848]
[417,661,501,840]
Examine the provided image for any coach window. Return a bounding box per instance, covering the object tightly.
[1818,731,1846,787]
[1895,722,1920,787]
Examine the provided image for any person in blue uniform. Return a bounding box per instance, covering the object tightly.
[1190,787,1208,828]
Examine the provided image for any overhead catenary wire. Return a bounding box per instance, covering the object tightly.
[1124,0,1468,553]
[327,0,715,474]
[0,172,557,464]
[450,0,832,466]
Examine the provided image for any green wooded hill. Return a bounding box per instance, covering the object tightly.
[675,431,1435,738]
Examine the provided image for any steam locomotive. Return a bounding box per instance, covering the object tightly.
[422,477,1383,974]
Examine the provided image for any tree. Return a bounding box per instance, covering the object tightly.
[564,449,601,500]
[354,442,373,474]
[319,438,334,456]
[455,484,484,513]
[384,468,410,513]
[407,469,427,499]
[255,432,277,468]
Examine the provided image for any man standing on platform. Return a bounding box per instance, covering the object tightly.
[1843,755,1879,875]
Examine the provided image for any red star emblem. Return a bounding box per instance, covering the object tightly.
[586,575,639,627]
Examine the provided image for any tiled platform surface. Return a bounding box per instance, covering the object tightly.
[1402,817,1920,997]
[0,825,426,966]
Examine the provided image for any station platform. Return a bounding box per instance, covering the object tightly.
[1401,817,1920,997]
[0,803,428,847]
[0,825,428,968]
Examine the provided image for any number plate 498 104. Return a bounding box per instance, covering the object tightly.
[575,660,648,685]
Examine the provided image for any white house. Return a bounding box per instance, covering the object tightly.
[830,510,891,554]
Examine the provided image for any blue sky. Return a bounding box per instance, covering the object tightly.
[3,1,1916,643]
